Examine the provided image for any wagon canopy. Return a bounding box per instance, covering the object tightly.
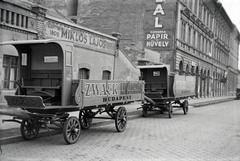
[1,39,74,106]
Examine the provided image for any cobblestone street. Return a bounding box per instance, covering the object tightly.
[1,100,240,161]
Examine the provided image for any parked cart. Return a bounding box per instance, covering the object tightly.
[139,65,196,118]
[0,39,144,144]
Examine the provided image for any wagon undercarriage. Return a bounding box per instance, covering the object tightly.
[141,96,189,118]
[1,104,128,144]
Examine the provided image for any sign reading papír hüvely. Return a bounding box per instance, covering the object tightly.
[144,0,175,50]
[75,80,144,108]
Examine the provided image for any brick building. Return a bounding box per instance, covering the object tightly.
[41,0,240,98]
[0,0,139,103]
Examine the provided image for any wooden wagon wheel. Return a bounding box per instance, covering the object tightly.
[20,119,40,140]
[63,116,81,144]
[182,100,189,115]
[142,105,148,117]
[168,103,173,118]
[79,110,93,130]
[115,107,127,132]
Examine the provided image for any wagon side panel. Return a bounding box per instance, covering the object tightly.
[75,80,144,108]
[172,75,196,98]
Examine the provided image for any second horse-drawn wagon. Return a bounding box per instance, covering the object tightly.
[139,65,196,118]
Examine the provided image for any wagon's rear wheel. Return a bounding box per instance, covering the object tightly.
[63,116,81,144]
[168,103,173,118]
[79,110,93,130]
[115,107,127,132]
[182,100,189,115]
[20,119,40,140]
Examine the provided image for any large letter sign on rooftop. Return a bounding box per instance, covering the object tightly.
[153,0,165,28]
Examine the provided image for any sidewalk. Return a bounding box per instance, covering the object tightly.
[0,95,236,145]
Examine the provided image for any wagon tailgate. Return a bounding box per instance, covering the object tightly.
[4,95,45,109]
[75,80,145,108]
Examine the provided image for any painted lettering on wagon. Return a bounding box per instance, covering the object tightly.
[84,82,143,102]
[85,83,119,97]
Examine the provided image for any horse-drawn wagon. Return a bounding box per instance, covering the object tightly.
[139,65,196,118]
[0,39,144,144]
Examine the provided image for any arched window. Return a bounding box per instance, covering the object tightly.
[186,64,189,75]
[102,70,111,80]
[79,68,90,79]
[191,66,195,75]
[179,61,184,75]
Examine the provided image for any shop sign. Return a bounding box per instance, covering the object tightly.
[144,0,174,50]
[44,21,116,52]
[145,30,172,49]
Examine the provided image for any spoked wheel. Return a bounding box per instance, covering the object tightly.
[20,119,40,140]
[142,105,148,117]
[168,103,173,118]
[79,110,93,130]
[182,100,189,115]
[115,107,127,132]
[63,116,81,144]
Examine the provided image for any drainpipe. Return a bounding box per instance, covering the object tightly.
[111,32,122,80]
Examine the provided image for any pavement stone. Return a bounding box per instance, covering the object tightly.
[0,96,236,145]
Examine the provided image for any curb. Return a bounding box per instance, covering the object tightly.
[0,97,236,145]
[190,98,236,107]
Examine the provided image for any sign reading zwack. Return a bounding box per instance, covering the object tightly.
[144,0,175,50]
[44,20,116,53]
[75,80,144,108]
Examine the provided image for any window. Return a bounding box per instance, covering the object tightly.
[102,70,111,80]
[153,71,160,76]
[188,27,191,45]
[78,68,89,79]
[3,55,18,89]
[179,61,184,75]
[193,30,196,48]
[181,20,186,42]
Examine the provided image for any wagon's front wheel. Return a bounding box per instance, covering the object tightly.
[20,119,40,140]
[168,103,173,118]
[182,100,189,115]
[142,105,148,117]
[63,116,81,144]
[115,107,127,132]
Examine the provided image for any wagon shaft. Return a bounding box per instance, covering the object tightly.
[0,108,30,119]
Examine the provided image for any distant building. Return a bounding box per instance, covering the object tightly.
[2,0,240,99]
[53,0,240,98]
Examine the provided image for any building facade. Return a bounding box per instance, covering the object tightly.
[62,0,239,98]
[0,0,140,103]
[1,0,239,101]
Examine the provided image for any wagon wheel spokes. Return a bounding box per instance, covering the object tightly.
[168,103,173,118]
[63,116,81,144]
[182,100,189,115]
[115,107,127,132]
[20,119,40,140]
[79,110,93,130]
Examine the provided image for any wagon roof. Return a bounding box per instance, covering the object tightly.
[0,39,73,46]
[138,64,170,70]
